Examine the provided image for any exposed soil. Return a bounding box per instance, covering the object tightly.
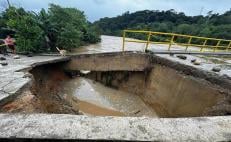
[0,53,230,118]
[0,63,79,114]
[0,90,43,113]
[86,65,230,117]
[30,63,80,114]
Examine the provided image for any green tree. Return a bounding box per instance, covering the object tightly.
[176,24,193,35]
[0,4,101,53]
[5,7,44,52]
[57,24,83,49]
[93,9,231,42]
[47,4,100,50]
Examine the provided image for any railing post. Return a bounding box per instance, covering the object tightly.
[122,30,126,51]
[185,37,192,51]
[145,32,151,51]
[168,35,175,51]
[226,41,231,52]
[200,39,208,52]
[214,40,221,52]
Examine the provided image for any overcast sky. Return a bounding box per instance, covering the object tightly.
[1,0,231,22]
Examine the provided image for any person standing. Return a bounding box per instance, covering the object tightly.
[4,35,16,54]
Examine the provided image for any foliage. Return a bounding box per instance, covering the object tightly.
[0,4,101,53]
[4,7,44,52]
[94,9,231,42]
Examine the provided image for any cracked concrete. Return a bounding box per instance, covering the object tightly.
[0,54,69,104]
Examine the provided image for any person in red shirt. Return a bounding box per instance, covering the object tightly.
[4,35,16,54]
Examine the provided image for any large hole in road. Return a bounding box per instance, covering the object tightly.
[1,55,230,118]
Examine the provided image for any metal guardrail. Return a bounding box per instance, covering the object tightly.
[122,30,231,53]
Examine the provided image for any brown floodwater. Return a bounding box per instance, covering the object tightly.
[60,77,157,117]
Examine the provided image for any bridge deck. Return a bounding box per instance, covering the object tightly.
[147,50,231,55]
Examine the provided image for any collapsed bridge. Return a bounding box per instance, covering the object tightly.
[0,33,231,141]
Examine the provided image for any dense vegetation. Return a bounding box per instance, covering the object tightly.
[0,4,101,53]
[94,9,231,44]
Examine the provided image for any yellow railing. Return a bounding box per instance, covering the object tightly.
[122,30,231,52]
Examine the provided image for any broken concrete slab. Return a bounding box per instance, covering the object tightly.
[65,52,152,71]
[2,77,30,94]
[0,54,69,104]
[0,91,10,102]
[212,67,221,72]
[177,55,187,60]
[0,62,8,66]
[0,57,6,60]
[191,59,197,63]
[193,60,201,65]
[13,55,20,59]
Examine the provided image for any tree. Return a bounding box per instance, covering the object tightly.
[0,4,101,53]
[46,4,100,50]
[5,7,44,52]
[94,9,231,42]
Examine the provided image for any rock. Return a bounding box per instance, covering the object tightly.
[0,62,8,66]
[80,70,91,75]
[134,110,141,115]
[0,57,6,60]
[193,60,201,65]
[191,59,196,63]
[177,55,187,60]
[26,52,33,57]
[191,59,201,65]
[13,55,20,59]
[212,67,221,72]
[23,73,33,78]
[27,54,33,57]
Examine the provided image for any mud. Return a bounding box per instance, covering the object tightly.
[60,77,157,117]
[0,63,79,114]
[0,89,43,113]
